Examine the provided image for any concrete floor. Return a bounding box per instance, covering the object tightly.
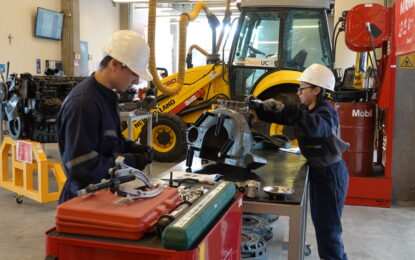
[0,146,414,260]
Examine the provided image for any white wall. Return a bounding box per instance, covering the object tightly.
[80,0,120,74]
[132,8,174,75]
[334,0,384,72]
[0,0,61,75]
[131,8,232,75]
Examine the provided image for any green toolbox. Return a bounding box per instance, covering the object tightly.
[161,181,236,250]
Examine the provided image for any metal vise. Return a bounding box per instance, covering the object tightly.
[186,102,266,169]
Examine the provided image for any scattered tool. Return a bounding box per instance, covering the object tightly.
[236,180,261,198]
[164,171,222,187]
[155,192,202,235]
[77,157,162,200]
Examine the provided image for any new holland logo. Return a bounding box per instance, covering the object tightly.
[352,109,373,117]
[159,100,176,113]
[133,118,146,128]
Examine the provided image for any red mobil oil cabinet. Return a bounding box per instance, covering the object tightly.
[333,102,376,177]
[46,193,243,260]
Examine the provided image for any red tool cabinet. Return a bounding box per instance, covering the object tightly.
[55,188,182,240]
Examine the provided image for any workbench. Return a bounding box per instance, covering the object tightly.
[168,148,309,260]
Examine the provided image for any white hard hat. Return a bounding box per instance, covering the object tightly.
[102,30,153,81]
[297,63,335,91]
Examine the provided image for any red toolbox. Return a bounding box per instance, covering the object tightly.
[46,194,243,260]
[56,188,181,240]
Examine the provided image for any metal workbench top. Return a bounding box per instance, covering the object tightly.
[169,148,309,205]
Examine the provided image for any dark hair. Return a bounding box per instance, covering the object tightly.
[316,87,327,104]
[99,55,113,69]
[309,85,327,104]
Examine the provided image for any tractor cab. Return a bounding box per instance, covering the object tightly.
[228,0,333,100]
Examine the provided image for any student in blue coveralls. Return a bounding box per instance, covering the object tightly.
[246,63,349,260]
[57,30,154,204]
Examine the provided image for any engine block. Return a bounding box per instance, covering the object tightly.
[1,73,85,143]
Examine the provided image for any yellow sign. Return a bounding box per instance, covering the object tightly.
[399,54,415,69]
[199,242,205,260]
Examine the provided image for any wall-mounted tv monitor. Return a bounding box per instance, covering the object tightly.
[35,7,64,40]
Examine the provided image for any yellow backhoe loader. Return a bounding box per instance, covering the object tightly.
[127,0,333,161]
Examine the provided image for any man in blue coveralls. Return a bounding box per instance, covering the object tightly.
[246,63,349,260]
[57,30,153,204]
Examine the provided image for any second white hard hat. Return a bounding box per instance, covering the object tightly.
[102,30,153,81]
[297,63,335,91]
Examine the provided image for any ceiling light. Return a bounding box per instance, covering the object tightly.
[208,6,238,11]
[113,0,148,3]
[292,25,319,29]
[134,6,174,11]
[115,0,238,4]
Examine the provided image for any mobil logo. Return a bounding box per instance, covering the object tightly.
[352,109,373,117]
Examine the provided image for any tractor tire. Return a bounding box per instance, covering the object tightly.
[140,113,187,162]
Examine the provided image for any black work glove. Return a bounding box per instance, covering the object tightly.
[124,140,152,154]
[244,95,262,110]
[263,98,285,112]
[245,95,284,112]
[122,151,153,171]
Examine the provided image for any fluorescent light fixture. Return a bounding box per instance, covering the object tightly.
[257,41,279,44]
[158,7,174,11]
[292,25,319,29]
[115,0,238,4]
[134,6,174,11]
[113,0,148,3]
[208,6,238,11]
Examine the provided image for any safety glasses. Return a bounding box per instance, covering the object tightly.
[297,86,314,94]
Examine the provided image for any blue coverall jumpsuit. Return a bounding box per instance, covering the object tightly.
[57,75,148,204]
[255,100,349,260]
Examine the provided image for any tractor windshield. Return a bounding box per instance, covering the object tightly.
[229,8,332,99]
[282,9,332,70]
[233,11,281,66]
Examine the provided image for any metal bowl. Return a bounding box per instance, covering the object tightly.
[263,186,294,196]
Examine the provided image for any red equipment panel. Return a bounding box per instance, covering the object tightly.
[346,177,392,208]
[46,194,243,260]
[345,3,390,52]
[342,3,395,208]
[56,188,181,240]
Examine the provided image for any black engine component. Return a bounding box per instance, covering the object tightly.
[242,214,274,241]
[2,73,85,142]
[241,230,267,258]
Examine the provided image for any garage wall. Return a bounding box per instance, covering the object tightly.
[393,61,415,201]
[0,0,61,75]
[80,0,120,74]
[334,0,383,72]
